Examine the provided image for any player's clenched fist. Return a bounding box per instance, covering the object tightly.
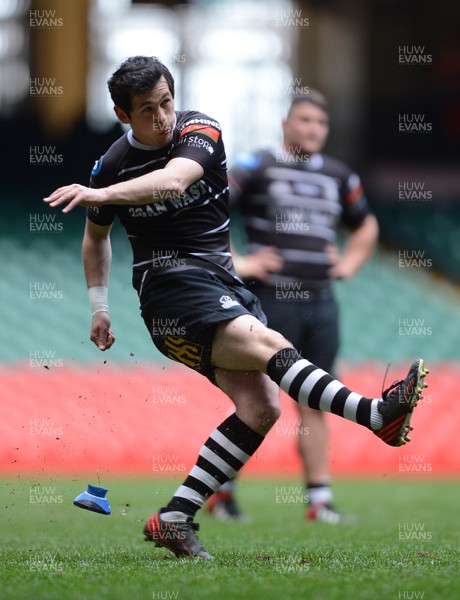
[90,312,116,351]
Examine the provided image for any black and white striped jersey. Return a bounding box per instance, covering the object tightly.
[87,110,233,279]
[229,149,371,286]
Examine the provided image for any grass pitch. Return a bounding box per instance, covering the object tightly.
[1,478,459,599]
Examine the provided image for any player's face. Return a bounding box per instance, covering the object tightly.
[282,102,329,155]
[115,76,176,147]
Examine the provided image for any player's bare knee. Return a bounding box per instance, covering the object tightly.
[252,390,281,426]
[264,400,282,425]
[256,326,293,363]
[267,326,292,350]
[246,400,280,433]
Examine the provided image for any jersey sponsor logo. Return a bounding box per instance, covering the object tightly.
[180,124,220,142]
[91,157,103,176]
[219,295,240,309]
[128,204,168,218]
[126,181,209,218]
[163,336,204,368]
[180,134,215,154]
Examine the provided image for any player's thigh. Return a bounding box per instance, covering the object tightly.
[140,268,281,378]
[211,314,291,371]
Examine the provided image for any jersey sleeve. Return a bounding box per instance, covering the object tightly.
[171,115,224,171]
[86,155,117,226]
[340,171,372,228]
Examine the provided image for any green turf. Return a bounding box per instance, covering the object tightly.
[1,478,459,599]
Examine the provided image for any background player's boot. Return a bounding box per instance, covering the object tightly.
[206,490,248,522]
[306,503,355,524]
[374,358,428,446]
[143,510,213,559]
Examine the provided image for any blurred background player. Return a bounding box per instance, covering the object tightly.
[207,91,379,523]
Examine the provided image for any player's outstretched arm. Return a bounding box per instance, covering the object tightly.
[43,184,110,214]
[83,219,116,351]
[43,157,204,213]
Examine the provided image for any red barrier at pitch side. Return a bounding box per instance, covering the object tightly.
[0,363,458,478]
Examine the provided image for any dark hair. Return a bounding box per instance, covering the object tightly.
[107,56,175,115]
[288,89,328,115]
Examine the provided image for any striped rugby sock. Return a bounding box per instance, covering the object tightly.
[162,414,263,519]
[307,483,333,506]
[267,348,383,430]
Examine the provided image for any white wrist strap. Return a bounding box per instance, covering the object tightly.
[88,285,109,316]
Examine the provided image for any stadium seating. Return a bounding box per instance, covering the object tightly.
[2,230,459,364]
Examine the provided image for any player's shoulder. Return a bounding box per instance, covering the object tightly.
[90,133,129,183]
[176,110,222,133]
[232,149,272,172]
[313,154,364,200]
[312,153,355,179]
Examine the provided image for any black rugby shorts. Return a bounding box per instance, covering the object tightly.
[139,268,267,382]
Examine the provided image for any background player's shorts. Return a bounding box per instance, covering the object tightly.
[139,268,267,383]
[251,282,339,375]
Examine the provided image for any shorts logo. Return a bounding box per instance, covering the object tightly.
[219,295,240,309]
[164,336,203,368]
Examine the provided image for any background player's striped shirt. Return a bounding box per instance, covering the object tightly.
[229,150,372,287]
